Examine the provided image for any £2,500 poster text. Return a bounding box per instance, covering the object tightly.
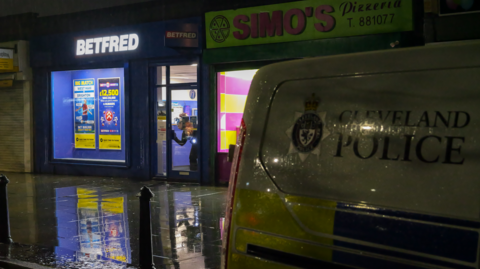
[98,78,121,150]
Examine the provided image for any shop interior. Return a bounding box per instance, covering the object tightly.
[155,64,198,178]
[216,69,257,182]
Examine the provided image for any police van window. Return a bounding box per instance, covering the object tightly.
[170,65,197,84]
[217,69,257,153]
[51,68,126,162]
[260,69,480,220]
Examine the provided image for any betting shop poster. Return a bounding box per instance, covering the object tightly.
[77,188,102,256]
[101,197,130,263]
[73,79,96,149]
[98,78,121,150]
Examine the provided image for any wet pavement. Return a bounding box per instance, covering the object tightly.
[0,173,227,268]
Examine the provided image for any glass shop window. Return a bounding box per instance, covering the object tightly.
[51,68,126,162]
[217,69,257,152]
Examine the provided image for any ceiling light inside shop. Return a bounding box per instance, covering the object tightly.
[191,64,198,66]
[225,69,258,81]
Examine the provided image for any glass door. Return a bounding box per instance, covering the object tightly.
[153,64,198,180]
[156,85,167,176]
[169,87,198,174]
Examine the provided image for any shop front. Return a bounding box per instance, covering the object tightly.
[203,0,424,184]
[31,17,208,182]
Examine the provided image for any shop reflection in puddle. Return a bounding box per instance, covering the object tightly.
[55,186,131,267]
[49,184,225,268]
[174,192,201,258]
[153,186,225,269]
[153,189,204,267]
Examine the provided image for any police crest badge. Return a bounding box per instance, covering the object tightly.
[286,94,330,161]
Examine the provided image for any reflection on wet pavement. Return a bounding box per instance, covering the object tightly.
[55,186,131,266]
[0,173,227,269]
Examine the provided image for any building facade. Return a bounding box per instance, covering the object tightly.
[2,0,449,183]
[205,0,425,184]
[31,17,206,181]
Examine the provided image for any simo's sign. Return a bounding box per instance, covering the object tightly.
[205,0,413,48]
[76,34,139,56]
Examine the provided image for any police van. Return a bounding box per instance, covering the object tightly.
[223,41,480,269]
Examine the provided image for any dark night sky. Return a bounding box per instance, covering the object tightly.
[0,0,157,17]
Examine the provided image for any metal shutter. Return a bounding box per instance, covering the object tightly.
[0,82,25,172]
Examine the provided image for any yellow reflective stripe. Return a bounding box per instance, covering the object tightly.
[229,253,293,269]
[286,195,336,237]
[285,195,337,208]
[235,229,332,263]
[233,189,303,236]
[228,189,337,267]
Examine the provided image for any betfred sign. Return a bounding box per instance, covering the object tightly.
[166,31,197,39]
[205,0,413,49]
[76,34,139,56]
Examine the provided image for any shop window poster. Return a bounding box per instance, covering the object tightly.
[102,197,130,263]
[73,79,96,149]
[98,77,122,150]
[77,188,102,256]
[79,209,103,256]
[74,188,131,264]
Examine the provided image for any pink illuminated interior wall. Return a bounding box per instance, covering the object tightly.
[217,71,255,153]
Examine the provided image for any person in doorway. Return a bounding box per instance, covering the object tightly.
[76,99,92,123]
[172,113,198,171]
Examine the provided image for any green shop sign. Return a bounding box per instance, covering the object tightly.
[205,0,413,49]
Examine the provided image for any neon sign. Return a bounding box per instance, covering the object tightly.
[76,34,139,55]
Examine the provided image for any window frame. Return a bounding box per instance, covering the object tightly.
[149,61,201,180]
[48,61,130,167]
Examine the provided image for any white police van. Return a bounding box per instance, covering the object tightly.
[223,40,480,269]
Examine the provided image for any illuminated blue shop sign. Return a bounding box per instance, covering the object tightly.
[31,17,202,67]
[76,34,139,55]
